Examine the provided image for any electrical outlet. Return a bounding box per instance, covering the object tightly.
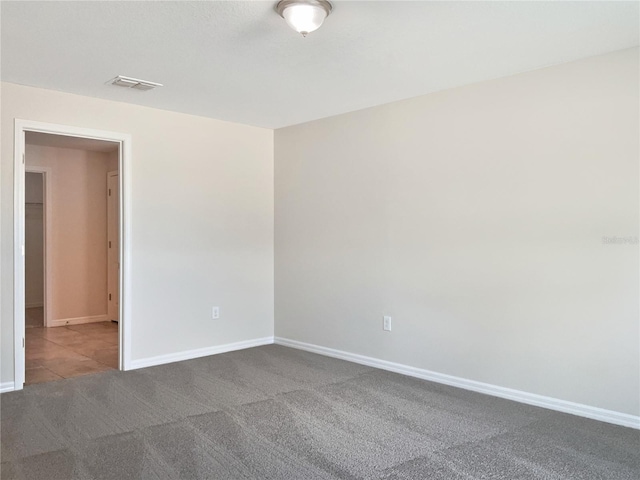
[212,306,220,319]
[383,316,392,331]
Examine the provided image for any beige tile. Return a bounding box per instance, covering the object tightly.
[62,329,118,345]
[66,322,115,333]
[26,342,87,362]
[25,366,63,385]
[45,335,89,348]
[45,358,112,379]
[23,322,118,385]
[25,335,50,348]
[38,356,90,372]
[25,307,44,328]
[26,357,44,369]
[25,340,61,356]
[40,327,84,344]
[65,340,115,357]
[85,331,119,346]
[26,327,45,337]
[92,347,119,369]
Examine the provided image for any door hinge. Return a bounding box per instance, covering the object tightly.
[21,245,25,256]
[22,153,25,164]
[22,337,25,348]
[109,188,111,196]
[109,241,111,248]
[109,293,112,301]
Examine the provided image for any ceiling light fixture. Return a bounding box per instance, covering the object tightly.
[111,75,163,91]
[276,0,332,37]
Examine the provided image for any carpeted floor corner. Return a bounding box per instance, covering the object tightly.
[1,344,638,479]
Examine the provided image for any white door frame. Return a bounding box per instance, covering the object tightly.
[14,119,133,389]
[24,167,52,327]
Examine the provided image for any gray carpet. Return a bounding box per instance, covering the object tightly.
[1,345,638,479]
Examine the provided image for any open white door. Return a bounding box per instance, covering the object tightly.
[107,171,119,322]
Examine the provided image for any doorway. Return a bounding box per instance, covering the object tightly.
[23,134,120,385]
[14,120,132,390]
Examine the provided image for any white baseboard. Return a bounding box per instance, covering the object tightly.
[0,382,16,393]
[129,336,275,370]
[25,302,44,309]
[275,337,640,430]
[49,314,108,327]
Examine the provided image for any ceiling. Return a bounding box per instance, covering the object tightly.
[2,1,638,129]
[26,132,119,153]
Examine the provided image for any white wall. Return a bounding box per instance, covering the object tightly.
[24,172,44,308]
[1,83,274,385]
[26,144,112,323]
[274,48,639,416]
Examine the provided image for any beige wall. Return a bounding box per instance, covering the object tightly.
[274,48,639,416]
[26,145,112,322]
[1,83,274,385]
[25,172,43,204]
[108,150,118,172]
[25,173,44,307]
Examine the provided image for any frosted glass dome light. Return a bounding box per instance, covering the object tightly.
[276,0,332,37]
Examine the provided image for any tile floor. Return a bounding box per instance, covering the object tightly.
[25,308,119,385]
[25,306,44,328]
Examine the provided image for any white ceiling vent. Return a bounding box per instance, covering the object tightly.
[111,75,162,91]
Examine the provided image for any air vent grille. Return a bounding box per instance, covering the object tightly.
[111,75,162,91]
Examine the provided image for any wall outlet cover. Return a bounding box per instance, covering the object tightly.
[383,316,392,331]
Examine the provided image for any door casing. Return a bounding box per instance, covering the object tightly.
[13,119,133,389]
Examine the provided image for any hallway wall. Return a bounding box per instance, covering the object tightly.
[25,172,44,309]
